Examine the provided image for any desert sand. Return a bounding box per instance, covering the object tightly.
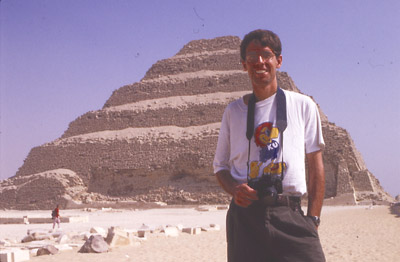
[1,205,399,262]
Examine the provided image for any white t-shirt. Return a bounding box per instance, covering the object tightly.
[213,89,324,196]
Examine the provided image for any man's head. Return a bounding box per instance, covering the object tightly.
[240,29,282,62]
[240,30,283,95]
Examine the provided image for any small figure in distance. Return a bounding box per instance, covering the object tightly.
[52,204,61,230]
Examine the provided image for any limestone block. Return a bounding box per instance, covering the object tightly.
[79,235,109,253]
[22,240,50,250]
[182,227,201,235]
[0,218,25,224]
[29,249,38,256]
[90,227,107,238]
[0,251,12,262]
[138,223,151,238]
[79,232,91,240]
[137,230,147,238]
[31,232,52,241]
[56,234,69,244]
[27,218,52,224]
[0,249,30,262]
[12,249,30,262]
[61,216,89,223]
[36,245,59,256]
[54,244,73,251]
[163,227,179,237]
[21,235,35,243]
[105,227,132,247]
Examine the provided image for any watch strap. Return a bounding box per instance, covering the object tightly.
[308,216,320,227]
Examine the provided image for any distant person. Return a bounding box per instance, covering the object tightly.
[213,29,326,261]
[52,204,61,229]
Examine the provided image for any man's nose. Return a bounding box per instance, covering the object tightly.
[256,55,265,63]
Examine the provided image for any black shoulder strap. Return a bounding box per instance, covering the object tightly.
[246,87,287,141]
[276,87,287,133]
[246,93,256,141]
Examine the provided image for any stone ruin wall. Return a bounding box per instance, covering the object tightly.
[62,102,229,138]
[0,169,86,209]
[103,71,250,108]
[16,128,218,185]
[2,36,392,209]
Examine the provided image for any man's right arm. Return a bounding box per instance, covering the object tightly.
[216,169,258,207]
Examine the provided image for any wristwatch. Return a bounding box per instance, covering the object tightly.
[308,216,320,227]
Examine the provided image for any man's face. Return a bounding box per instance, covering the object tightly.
[242,40,282,89]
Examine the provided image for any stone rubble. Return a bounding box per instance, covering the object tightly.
[0,211,221,261]
[36,245,58,256]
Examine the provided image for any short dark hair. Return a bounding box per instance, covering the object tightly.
[240,29,282,61]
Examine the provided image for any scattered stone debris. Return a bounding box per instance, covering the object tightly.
[182,227,202,235]
[79,235,109,253]
[90,227,107,238]
[56,233,70,244]
[137,223,152,238]
[105,226,136,247]
[0,211,221,261]
[162,226,180,237]
[36,245,59,256]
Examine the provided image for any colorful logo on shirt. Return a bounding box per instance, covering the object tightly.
[254,122,279,146]
[254,122,280,162]
[249,122,287,179]
[249,160,287,179]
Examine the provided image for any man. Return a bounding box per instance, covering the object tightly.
[213,29,326,261]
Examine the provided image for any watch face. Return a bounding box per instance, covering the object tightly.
[309,216,320,226]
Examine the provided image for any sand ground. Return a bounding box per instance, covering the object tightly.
[1,205,399,262]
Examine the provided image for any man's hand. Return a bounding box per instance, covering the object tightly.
[215,170,258,208]
[233,183,259,207]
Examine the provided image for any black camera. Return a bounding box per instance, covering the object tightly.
[248,174,283,205]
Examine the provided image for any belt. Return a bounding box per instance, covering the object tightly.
[258,195,301,210]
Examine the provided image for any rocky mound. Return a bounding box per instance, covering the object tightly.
[0,36,392,209]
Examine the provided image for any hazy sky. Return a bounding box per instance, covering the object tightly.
[1,0,399,196]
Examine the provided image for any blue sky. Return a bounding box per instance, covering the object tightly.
[1,0,399,196]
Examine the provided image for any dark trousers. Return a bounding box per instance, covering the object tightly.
[227,200,325,262]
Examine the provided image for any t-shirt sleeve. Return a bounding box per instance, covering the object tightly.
[213,108,231,174]
[304,100,325,154]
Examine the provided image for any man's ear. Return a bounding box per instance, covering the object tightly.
[276,55,283,69]
[242,60,247,71]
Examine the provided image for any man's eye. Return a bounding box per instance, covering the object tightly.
[246,52,274,63]
[261,52,274,58]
